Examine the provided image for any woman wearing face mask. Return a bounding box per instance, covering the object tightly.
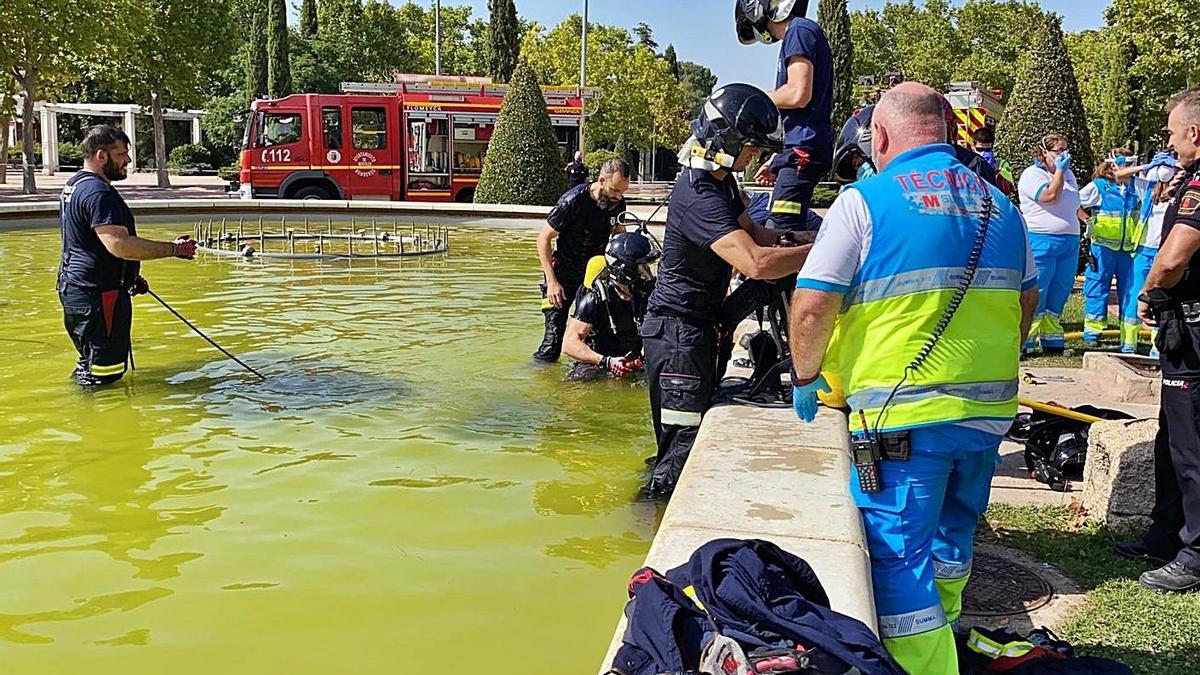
[1078,149,1156,352]
[1017,133,1085,355]
[1127,152,1179,356]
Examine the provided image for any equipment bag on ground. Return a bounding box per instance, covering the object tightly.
[607,538,904,675]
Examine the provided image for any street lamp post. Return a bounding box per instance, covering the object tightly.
[578,0,588,154]
[435,0,442,77]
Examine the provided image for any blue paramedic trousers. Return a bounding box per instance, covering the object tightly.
[1083,243,1135,349]
[852,425,1002,675]
[1026,233,1079,351]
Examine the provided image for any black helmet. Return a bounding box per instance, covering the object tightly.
[1023,405,1133,491]
[685,83,784,171]
[833,105,875,182]
[735,0,808,45]
[605,231,659,288]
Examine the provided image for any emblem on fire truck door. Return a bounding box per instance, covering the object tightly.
[327,149,341,164]
[353,151,377,178]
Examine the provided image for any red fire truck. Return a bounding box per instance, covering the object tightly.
[236,79,588,203]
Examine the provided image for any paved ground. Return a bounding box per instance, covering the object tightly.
[0,171,232,202]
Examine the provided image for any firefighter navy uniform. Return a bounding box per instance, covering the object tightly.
[534,183,627,362]
[57,170,140,385]
[566,264,648,382]
[642,168,747,495]
[796,144,1037,674]
[1080,175,1147,351]
[768,16,834,231]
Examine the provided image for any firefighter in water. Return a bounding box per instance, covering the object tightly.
[58,125,197,387]
[562,231,660,381]
[533,158,630,362]
[736,0,835,232]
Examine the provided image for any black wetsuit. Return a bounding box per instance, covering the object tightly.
[57,170,138,385]
[534,183,626,362]
[641,168,745,495]
[566,279,646,381]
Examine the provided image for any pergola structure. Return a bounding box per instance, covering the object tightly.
[6,100,204,175]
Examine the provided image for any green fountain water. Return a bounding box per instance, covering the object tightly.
[0,222,656,673]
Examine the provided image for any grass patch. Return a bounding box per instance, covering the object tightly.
[982,504,1200,673]
[1022,292,1151,368]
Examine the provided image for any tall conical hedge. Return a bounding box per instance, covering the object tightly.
[818,0,854,130]
[996,14,1094,178]
[475,59,568,205]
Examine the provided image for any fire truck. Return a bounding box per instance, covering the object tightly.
[236,78,589,203]
[946,81,1005,149]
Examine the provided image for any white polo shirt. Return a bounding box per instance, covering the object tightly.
[1018,164,1083,236]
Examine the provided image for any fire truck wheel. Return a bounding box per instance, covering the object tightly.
[292,185,334,200]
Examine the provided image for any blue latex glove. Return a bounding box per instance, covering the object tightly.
[1054,151,1071,172]
[1147,151,1177,171]
[792,375,831,423]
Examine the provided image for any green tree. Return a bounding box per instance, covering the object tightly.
[475,59,567,205]
[1098,33,1138,152]
[663,44,681,82]
[105,0,236,188]
[1064,28,1110,158]
[247,0,269,97]
[881,0,963,92]
[267,0,292,96]
[521,15,689,151]
[634,22,657,51]
[849,9,897,85]
[952,0,1044,95]
[818,0,854,128]
[996,13,1093,179]
[678,61,717,119]
[0,0,126,193]
[488,0,519,83]
[300,0,317,38]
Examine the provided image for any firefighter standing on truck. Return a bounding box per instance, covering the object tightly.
[533,159,630,362]
[642,84,811,497]
[787,84,1038,674]
[1124,89,1200,593]
[736,0,834,232]
[58,125,197,387]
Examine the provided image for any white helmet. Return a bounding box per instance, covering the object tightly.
[735,0,807,45]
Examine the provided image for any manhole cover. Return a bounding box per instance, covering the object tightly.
[961,551,1054,617]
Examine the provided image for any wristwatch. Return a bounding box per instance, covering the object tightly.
[790,364,820,387]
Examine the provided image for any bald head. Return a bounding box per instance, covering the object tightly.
[872,82,949,170]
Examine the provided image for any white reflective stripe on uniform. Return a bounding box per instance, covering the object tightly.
[847,379,1018,412]
[877,604,947,638]
[849,266,1024,305]
[933,559,972,580]
[952,418,1015,435]
[660,409,702,427]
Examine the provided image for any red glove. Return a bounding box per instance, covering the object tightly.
[172,235,197,260]
[128,276,150,296]
[602,355,637,378]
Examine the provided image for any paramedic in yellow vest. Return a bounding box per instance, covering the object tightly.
[787,83,1039,674]
[1079,150,1153,352]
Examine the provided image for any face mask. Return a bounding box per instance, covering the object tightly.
[1152,165,1177,183]
[856,162,876,182]
[980,150,996,166]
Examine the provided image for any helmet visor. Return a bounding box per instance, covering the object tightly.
[735,14,775,44]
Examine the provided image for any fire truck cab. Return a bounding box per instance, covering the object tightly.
[237,79,587,203]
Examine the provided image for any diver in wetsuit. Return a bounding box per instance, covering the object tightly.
[562,231,660,381]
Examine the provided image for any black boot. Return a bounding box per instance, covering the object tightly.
[1139,561,1200,592]
[532,309,564,362]
[1114,538,1175,565]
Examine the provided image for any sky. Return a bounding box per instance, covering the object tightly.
[433,0,1109,91]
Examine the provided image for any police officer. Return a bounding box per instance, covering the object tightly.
[1124,89,1200,592]
[562,231,659,381]
[58,125,197,387]
[789,83,1038,673]
[736,0,834,232]
[565,150,589,189]
[533,158,630,362]
[643,83,811,496]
